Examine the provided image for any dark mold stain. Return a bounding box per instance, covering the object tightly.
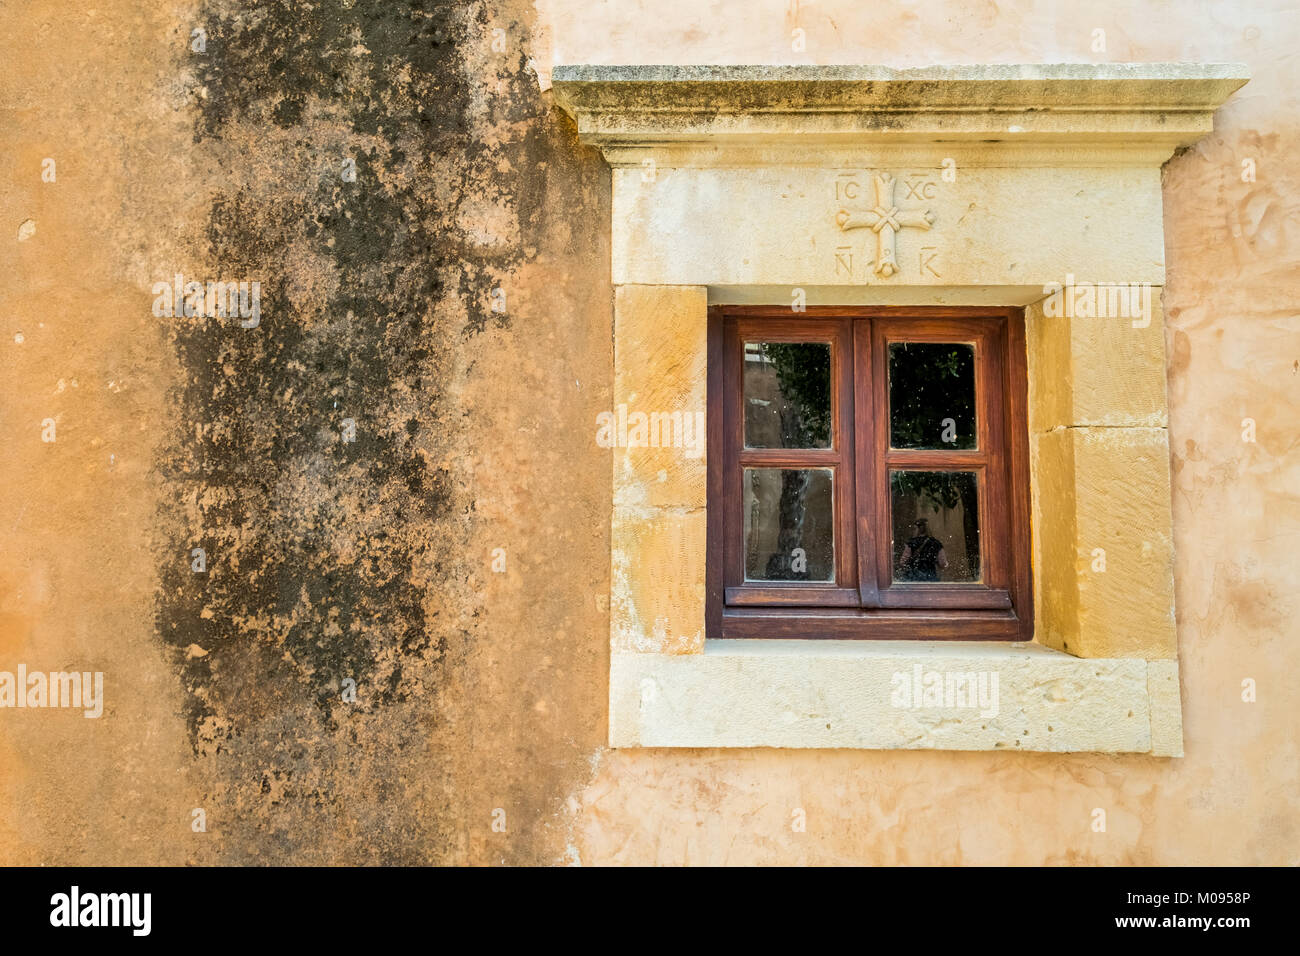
[151,0,594,863]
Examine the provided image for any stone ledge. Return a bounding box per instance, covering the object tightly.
[610,641,1182,755]
[553,63,1249,149]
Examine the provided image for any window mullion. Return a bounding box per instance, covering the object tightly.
[853,317,881,608]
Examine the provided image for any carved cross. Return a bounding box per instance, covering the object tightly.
[835,172,935,278]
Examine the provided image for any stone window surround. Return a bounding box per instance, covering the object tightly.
[553,64,1249,755]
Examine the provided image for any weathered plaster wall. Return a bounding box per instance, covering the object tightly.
[2,0,610,865]
[2,0,1296,864]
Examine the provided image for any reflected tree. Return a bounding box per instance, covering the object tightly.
[760,343,831,446]
[758,344,831,580]
[889,343,974,449]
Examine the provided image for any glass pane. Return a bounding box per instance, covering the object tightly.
[889,342,976,449]
[743,342,832,449]
[890,471,980,583]
[744,468,835,582]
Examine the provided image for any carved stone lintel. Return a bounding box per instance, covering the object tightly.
[836,172,935,278]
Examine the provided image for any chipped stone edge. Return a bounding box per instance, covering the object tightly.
[611,641,1183,756]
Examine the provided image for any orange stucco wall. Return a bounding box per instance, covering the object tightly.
[1,0,1295,864]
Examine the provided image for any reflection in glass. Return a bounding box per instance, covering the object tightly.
[744,342,831,449]
[889,342,976,449]
[890,471,980,583]
[744,468,834,582]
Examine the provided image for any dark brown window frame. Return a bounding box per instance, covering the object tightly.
[706,305,1033,641]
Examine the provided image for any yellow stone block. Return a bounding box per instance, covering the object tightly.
[1025,296,1072,433]
[1026,288,1169,430]
[1033,426,1176,660]
[1072,427,1177,659]
[610,506,706,654]
[1069,292,1169,427]
[1027,287,1176,661]
[613,284,708,510]
[1029,428,1079,655]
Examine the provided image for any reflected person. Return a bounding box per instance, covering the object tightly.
[898,518,948,582]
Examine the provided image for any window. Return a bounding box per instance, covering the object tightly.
[707,306,1032,640]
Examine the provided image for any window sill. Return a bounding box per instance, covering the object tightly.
[609,641,1182,755]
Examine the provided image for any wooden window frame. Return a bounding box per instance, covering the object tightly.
[706,305,1033,641]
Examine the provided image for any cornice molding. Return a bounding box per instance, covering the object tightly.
[552,63,1250,154]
